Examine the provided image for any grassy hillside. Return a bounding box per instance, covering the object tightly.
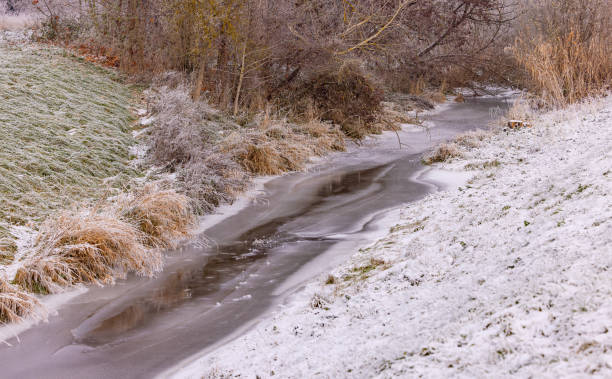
[0,42,138,259]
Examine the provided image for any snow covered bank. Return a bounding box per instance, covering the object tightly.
[177,96,612,378]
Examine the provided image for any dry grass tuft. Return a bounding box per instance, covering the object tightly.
[454,130,491,149]
[240,144,284,175]
[119,186,194,249]
[14,211,162,294]
[0,277,42,323]
[429,91,447,104]
[227,119,344,176]
[408,77,426,96]
[423,143,462,164]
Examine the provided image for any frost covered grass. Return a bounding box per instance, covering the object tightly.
[423,129,491,164]
[0,40,195,324]
[0,41,137,258]
[185,96,612,378]
[422,142,461,164]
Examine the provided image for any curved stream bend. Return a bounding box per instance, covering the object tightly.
[0,96,511,379]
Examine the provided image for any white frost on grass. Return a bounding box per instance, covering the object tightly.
[0,38,137,267]
[139,116,155,126]
[177,96,612,378]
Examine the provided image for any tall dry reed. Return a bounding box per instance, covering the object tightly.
[513,0,611,106]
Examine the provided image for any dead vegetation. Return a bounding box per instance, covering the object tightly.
[118,185,194,248]
[424,129,492,165]
[146,83,345,213]
[0,277,42,324]
[14,211,159,294]
[454,130,491,149]
[423,143,462,165]
[513,0,612,106]
[289,64,384,139]
[13,185,193,295]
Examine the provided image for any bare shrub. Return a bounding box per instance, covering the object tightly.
[423,143,462,164]
[513,0,612,106]
[147,84,232,166]
[290,63,383,139]
[14,210,161,294]
[0,277,43,323]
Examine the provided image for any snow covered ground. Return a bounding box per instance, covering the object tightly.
[176,96,612,378]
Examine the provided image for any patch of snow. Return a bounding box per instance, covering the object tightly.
[232,294,253,302]
[132,128,149,138]
[400,123,428,133]
[415,167,474,191]
[0,225,35,281]
[139,116,155,126]
[174,95,612,378]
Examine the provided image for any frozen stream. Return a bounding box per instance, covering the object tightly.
[0,96,511,378]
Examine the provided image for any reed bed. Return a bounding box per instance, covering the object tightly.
[513,0,612,106]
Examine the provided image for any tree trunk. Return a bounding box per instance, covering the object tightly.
[233,41,248,116]
[191,58,206,102]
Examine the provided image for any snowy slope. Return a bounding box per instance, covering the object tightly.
[177,96,612,378]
